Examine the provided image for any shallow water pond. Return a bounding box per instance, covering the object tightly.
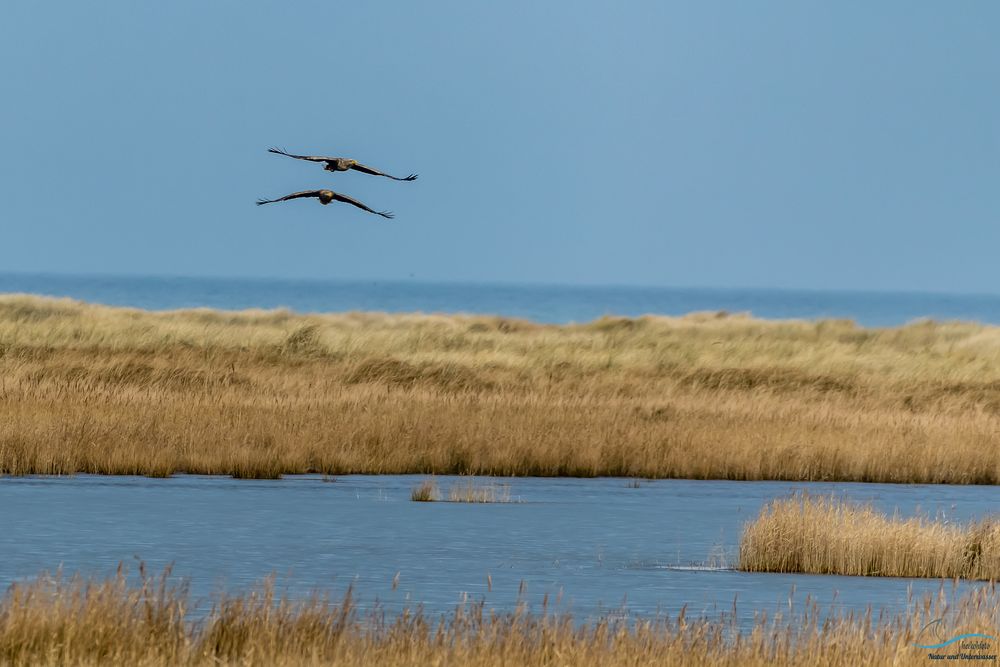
[2,475,996,624]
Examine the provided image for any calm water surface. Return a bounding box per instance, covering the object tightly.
[4,272,1000,326]
[2,475,995,624]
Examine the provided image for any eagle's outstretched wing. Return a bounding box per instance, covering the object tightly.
[256,190,324,205]
[267,147,335,163]
[349,162,418,181]
[330,192,394,219]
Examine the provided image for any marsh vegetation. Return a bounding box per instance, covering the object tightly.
[410,479,439,502]
[448,479,514,503]
[2,565,997,666]
[4,295,1000,483]
[410,478,515,502]
[740,494,1000,580]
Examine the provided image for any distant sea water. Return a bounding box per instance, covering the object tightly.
[3,273,1000,327]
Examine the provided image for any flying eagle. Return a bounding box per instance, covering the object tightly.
[256,190,394,218]
[268,147,418,181]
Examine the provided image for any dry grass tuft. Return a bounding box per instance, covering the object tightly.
[5,295,1000,482]
[346,356,492,393]
[2,566,1000,665]
[410,479,439,502]
[740,493,1000,579]
[447,479,515,503]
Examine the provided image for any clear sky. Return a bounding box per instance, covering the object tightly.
[0,2,997,292]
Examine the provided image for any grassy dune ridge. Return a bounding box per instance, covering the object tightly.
[3,294,1000,481]
[0,566,996,666]
[740,494,1000,580]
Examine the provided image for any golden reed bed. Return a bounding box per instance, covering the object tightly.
[3,294,1000,482]
[1,566,998,666]
[740,494,1000,580]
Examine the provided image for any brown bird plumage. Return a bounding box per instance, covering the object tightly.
[255,189,393,218]
[268,147,418,181]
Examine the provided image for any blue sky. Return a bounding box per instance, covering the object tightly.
[0,2,996,292]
